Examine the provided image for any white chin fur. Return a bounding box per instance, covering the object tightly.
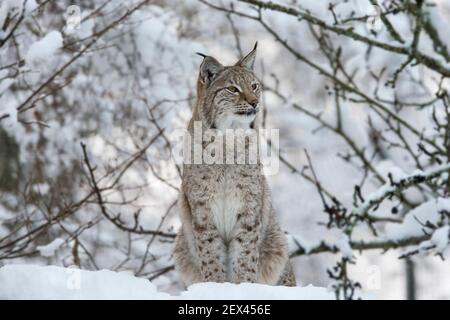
[216,113,256,130]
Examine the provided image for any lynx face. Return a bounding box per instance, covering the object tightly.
[198,43,261,130]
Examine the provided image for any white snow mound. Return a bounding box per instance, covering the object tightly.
[0,264,333,300]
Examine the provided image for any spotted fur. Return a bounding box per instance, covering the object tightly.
[173,44,296,287]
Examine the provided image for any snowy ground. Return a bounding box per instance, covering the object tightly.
[0,264,333,300]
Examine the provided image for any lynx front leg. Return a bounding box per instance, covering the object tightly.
[192,202,228,282]
[229,212,261,283]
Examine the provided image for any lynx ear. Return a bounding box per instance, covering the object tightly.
[198,54,223,86]
[236,42,257,70]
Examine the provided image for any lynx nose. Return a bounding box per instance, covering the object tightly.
[248,99,258,108]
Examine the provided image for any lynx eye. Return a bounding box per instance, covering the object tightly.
[251,83,259,91]
[226,86,240,94]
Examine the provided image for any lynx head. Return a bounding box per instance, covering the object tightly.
[197,43,261,130]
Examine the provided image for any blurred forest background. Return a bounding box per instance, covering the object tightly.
[1,0,450,299]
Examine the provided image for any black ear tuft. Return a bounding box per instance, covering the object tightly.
[236,42,258,70]
[196,52,207,58]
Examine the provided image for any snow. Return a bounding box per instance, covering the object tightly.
[352,184,391,216]
[31,183,50,195]
[437,197,450,213]
[1,98,17,125]
[429,226,450,253]
[353,163,450,217]
[36,238,65,257]
[383,198,450,256]
[180,282,333,300]
[334,234,353,259]
[387,166,407,184]
[287,234,321,254]
[401,225,450,258]
[0,264,169,300]
[25,0,38,14]
[25,31,63,64]
[0,264,333,300]
[0,0,37,30]
[288,231,353,258]
[384,200,439,241]
[0,3,7,33]
[0,72,14,95]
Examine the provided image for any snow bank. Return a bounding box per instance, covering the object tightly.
[0,264,169,300]
[179,282,333,300]
[0,264,333,300]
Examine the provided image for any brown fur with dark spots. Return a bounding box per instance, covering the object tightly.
[173,44,296,287]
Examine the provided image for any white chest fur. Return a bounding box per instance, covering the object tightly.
[210,174,242,242]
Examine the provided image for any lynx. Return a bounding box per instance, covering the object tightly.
[173,43,296,287]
